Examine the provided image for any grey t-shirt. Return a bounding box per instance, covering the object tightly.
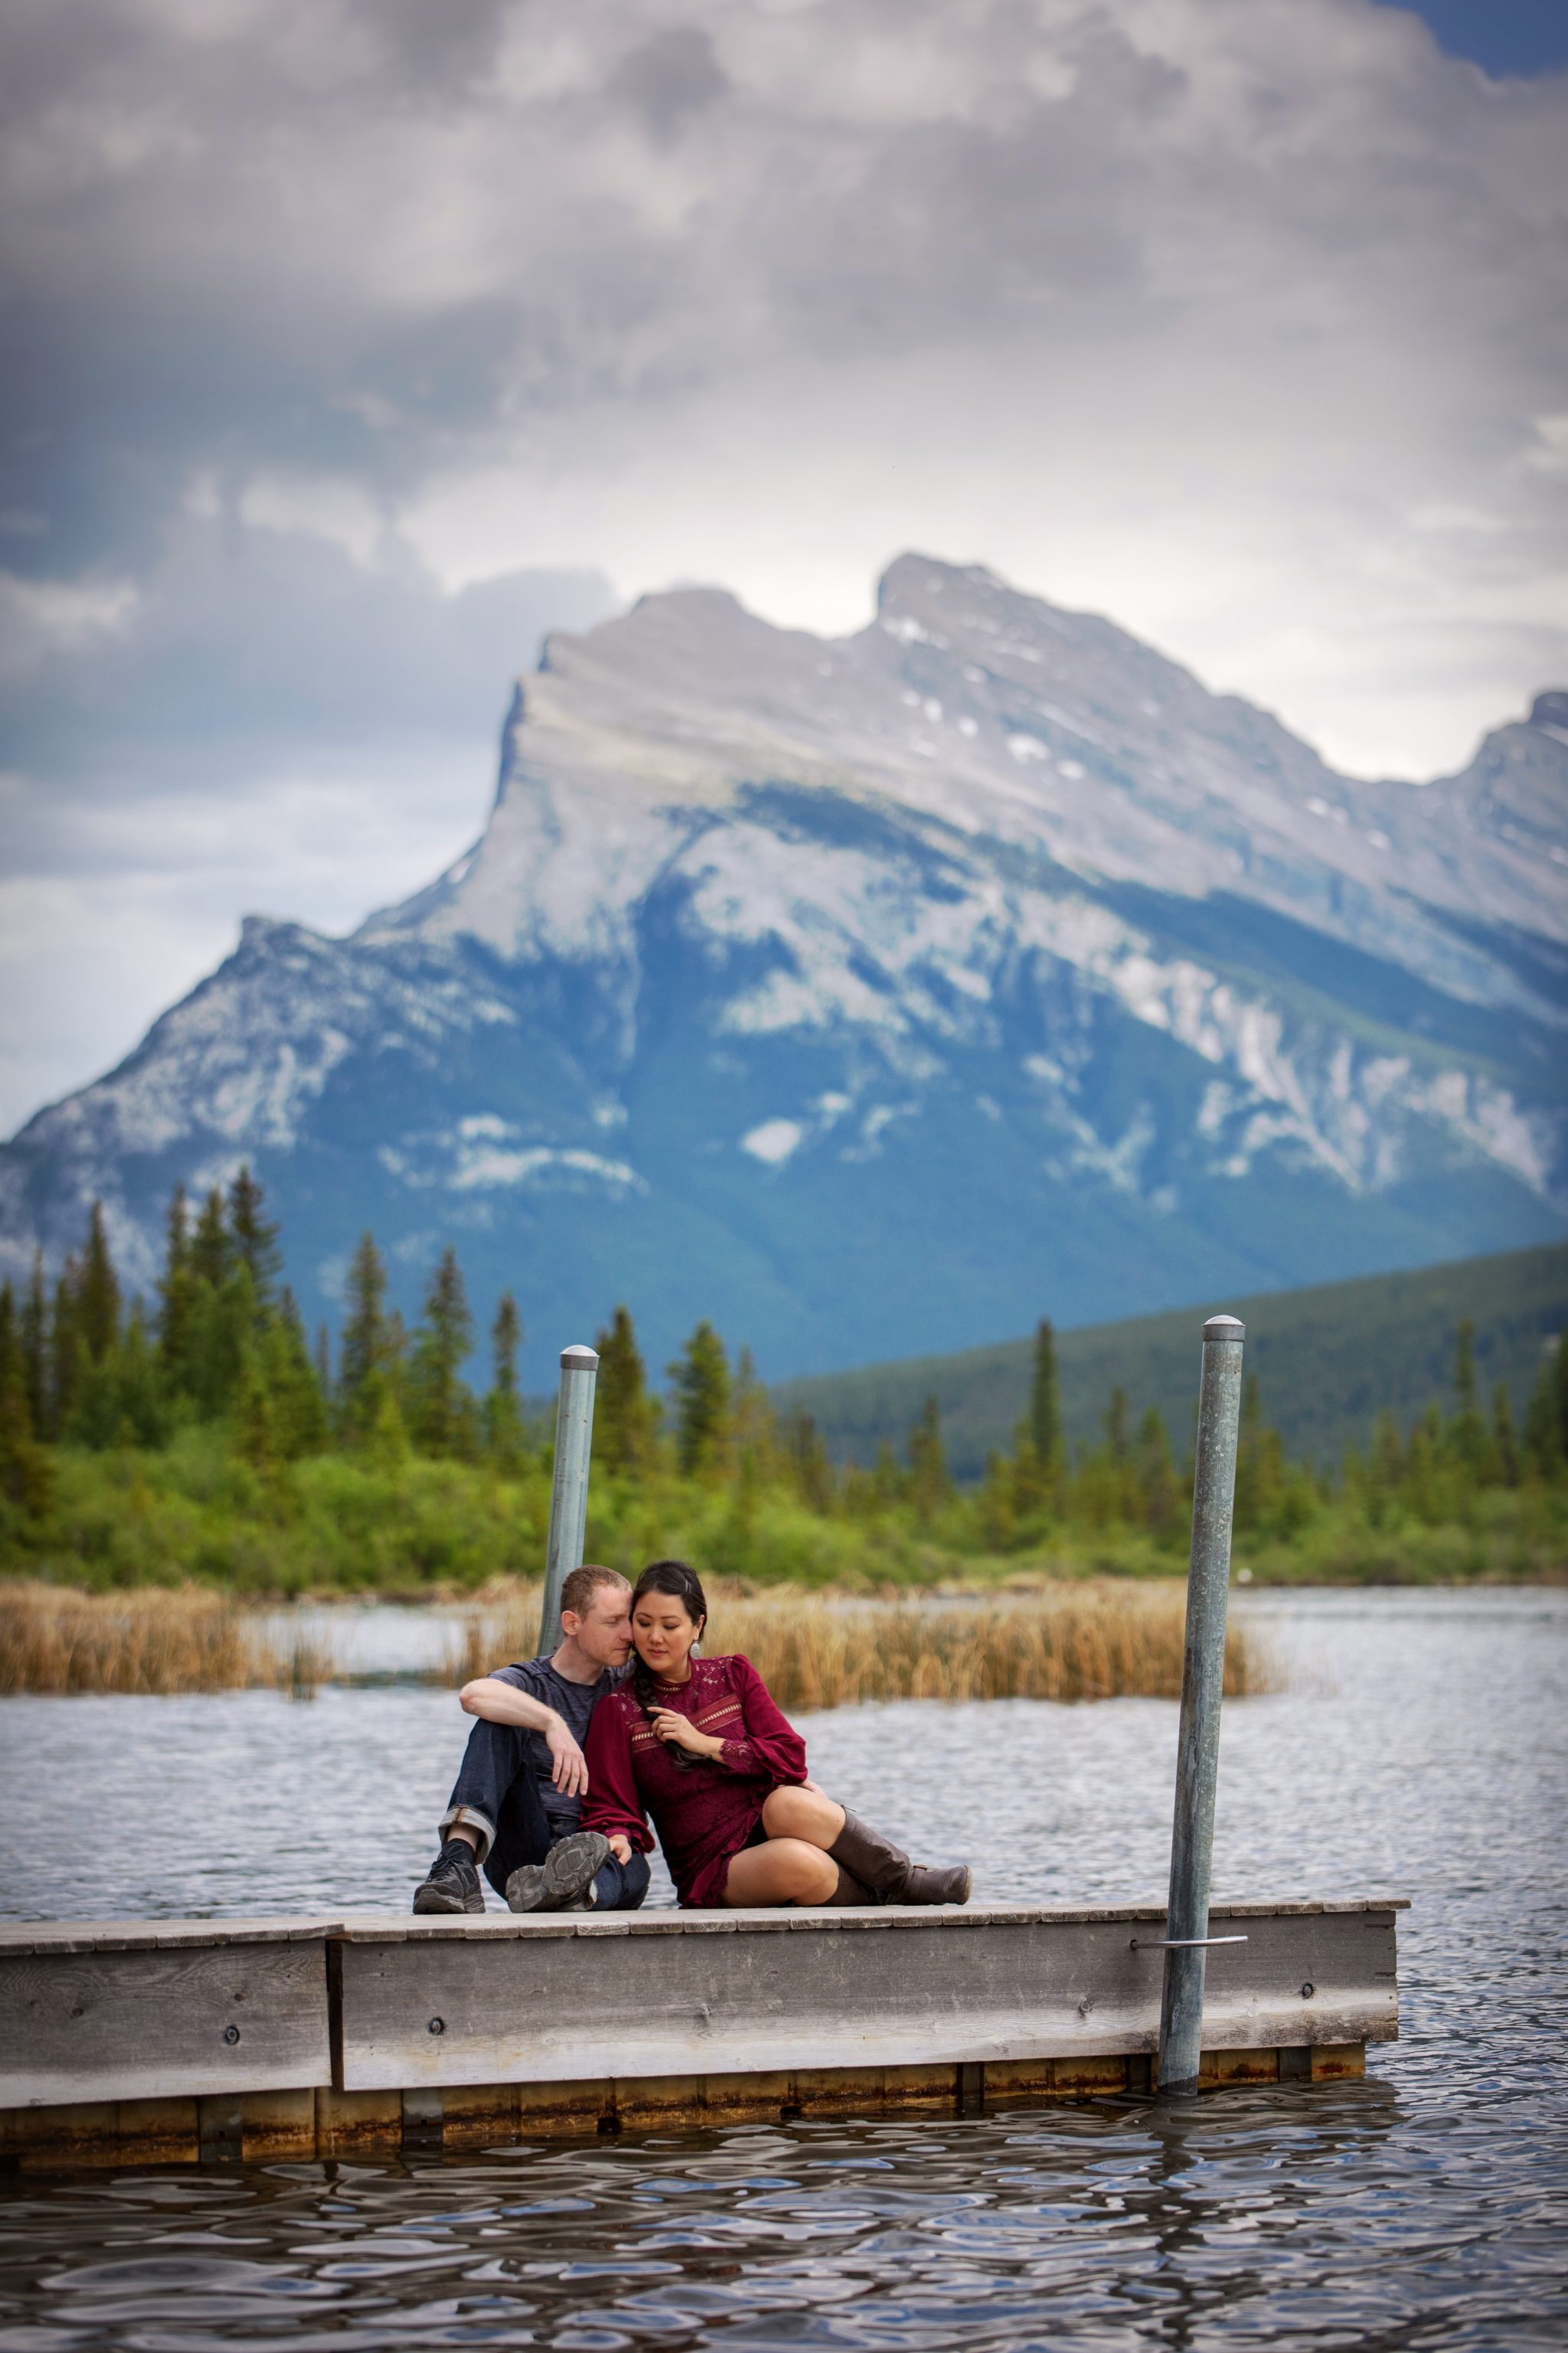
[491,1655,619,1835]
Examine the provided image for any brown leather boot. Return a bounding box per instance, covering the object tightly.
[827,1864,875,1905]
[828,1810,972,1906]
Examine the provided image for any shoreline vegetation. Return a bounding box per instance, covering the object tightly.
[0,1578,1269,1702]
[2,1175,1565,1615]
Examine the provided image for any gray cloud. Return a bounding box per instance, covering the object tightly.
[1,0,1565,1129]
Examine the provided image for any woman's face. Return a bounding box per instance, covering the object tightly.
[632,1591,703,1679]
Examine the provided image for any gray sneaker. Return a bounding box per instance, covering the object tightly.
[506,1831,610,1913]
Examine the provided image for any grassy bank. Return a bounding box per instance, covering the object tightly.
[0,1576,1272,1701]
[5,1425,1563,1598]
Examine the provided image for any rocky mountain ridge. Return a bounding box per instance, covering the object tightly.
[3,555,1564,1376]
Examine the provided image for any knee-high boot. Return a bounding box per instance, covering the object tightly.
[828,1810,972,1906]
[827,1864,875,1905]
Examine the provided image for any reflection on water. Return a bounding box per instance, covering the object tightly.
[1,1588,1565,2348]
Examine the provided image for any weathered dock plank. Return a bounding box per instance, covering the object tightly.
[0,1933,334,2108]
[331,1900,1402,2092]
[0,1896,1405,2165]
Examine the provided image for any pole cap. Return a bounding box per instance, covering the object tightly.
[1203,1314,1245,1342]
[560,1344,599,1371]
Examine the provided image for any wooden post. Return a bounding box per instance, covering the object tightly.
[1158,1312,1245,2094]
[538,1344,599,1656]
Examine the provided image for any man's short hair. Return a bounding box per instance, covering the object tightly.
[560,1564,630,1619]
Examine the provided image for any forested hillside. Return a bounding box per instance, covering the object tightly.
[772,1245,1568,1481]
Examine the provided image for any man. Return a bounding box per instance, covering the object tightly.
[413,1563,651,1916]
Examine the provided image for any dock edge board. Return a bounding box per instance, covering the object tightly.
[0,1897,1403,2167]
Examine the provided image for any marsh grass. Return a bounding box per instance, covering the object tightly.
[449,1578,1270,1706]
[0,1581,335,1694]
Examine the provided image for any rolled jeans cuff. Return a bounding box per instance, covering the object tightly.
[440,1803,497,1864]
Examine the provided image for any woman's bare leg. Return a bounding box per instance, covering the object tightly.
[760,1784,846,1848]
[724,1835,838,1907]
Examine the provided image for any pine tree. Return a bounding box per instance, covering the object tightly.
[908,1393,951,1523]
[227,1166,282,1312]
[1137,1405,1180,1538]
[157,1185,198,1396]
[48,1259,83,1439]
[0,1281,53,1518]
[1491,1384,1520,1489]
[668,1320,731,1478]
[483,1291,528,1469]
[190,1188,230,1289]
[1030,1318,1063,1470]
[263,1290,328,1458]
[1524,1343,1562,1478]
[408,1247,475,1456]
[338,1232,391,1434]
[77,1203,120,1363]
[1449,1318,1491,1479]
[19,1253,46,1436]
[784,1411,834,1513]
[595,1305,655,1472]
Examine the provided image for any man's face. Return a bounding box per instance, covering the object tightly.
[567,1581,633,1670]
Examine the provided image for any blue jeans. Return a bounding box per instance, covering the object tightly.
[439,1715,650,1910]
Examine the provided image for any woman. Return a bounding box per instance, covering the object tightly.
[580,1558,972,1910]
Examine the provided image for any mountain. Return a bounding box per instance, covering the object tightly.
[2,555,1566,1378]
[771,1241,1568,1481]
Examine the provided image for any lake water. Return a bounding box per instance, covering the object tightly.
[2,1588,1565,2348]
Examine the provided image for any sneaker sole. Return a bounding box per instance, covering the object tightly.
[542,1832,610,1910]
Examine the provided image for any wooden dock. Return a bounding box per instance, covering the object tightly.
[0,1895,1405,2170]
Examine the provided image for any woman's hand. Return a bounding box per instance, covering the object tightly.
[606,1834,633,1865]
[648,1708,724,1760]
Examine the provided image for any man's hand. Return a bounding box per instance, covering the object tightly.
[544,1713,589,1797]
[606,1834,633,1865]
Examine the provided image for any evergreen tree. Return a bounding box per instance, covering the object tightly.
[190,1188,230,1289]
[19,1253,46,1436]
[1136,1405,1180,1538]
[1524,1342,1562,1477]
[1030,1318,1063,1469]
[908,1393,951,1522]
[0,1280,53,1518]
[338,1233,392,1433]
[784,1410,835,1513]
[1556,1326,1568,1459]
[1449,1318,1491,1478]
[483,1291,528,1469]
[1491,1384,1520,1489]
[157,1185,198,1395]
[77,1203,120,1364]
[264,1290,328,1458]
[408,1247,476,1456]
[227,1166,282,1312]
[48,1259,83,1440]
[595,1305,655,1473]
[668,1320,731,1477]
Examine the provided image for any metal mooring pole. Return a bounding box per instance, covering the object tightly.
[538,1344,599,1657]
[1158,1312,1246,2095]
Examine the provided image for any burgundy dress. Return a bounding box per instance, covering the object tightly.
[580,1653,808,1907]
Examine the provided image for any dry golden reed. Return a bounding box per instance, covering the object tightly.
[0,1582,332,1695]
[452,1579,1268,1708]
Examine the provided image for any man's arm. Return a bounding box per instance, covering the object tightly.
[459,1678,589,1798]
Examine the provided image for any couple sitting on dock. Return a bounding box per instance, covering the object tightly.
[413,1560,972,1917]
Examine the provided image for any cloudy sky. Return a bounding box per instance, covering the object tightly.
[2,0,1566,1136]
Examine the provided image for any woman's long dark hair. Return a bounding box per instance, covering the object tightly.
[630,1559,709,1765]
